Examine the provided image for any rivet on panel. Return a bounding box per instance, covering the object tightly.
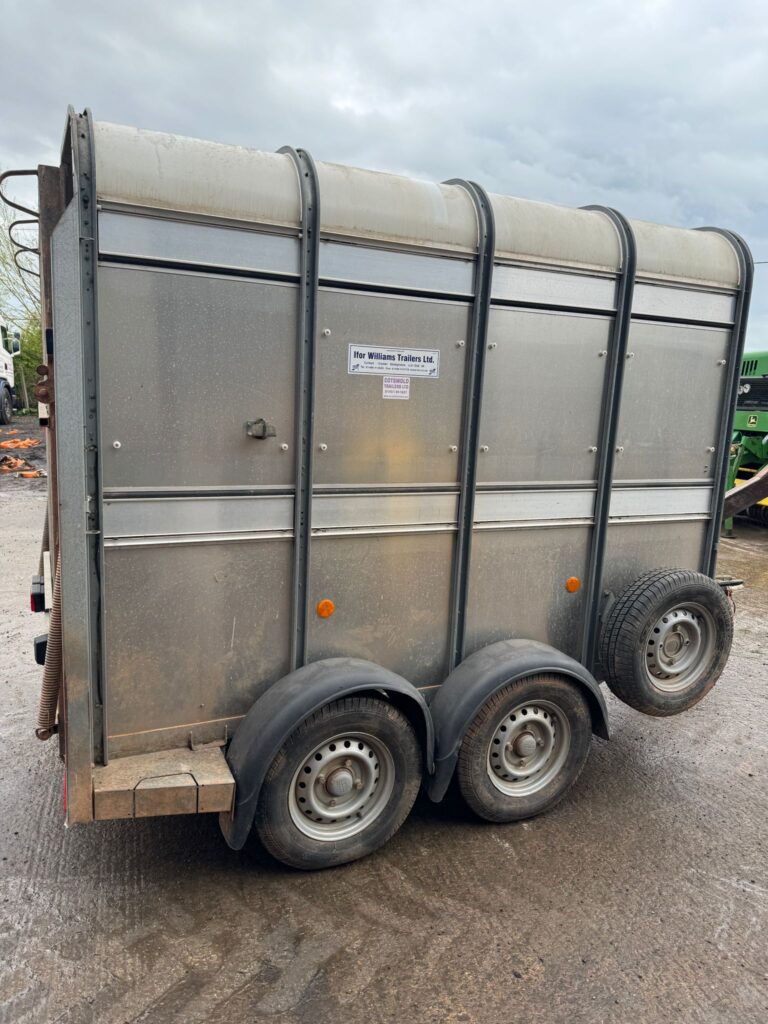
[598,350,607,358]
[456,340,465,348]
[280,443,289,452]
[449,445,458,453]
[588,446,598,453]
[319,443,328,452]
[717,359,726,366]
[112,440,121,449]
[615,446,624,453]
[626,352,635,359]
[322,328,332,337]
[488,342,497,350]
[480,445,490,453]
[706,446,716,453]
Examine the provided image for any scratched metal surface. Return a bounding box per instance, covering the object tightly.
[1,492,767,1024]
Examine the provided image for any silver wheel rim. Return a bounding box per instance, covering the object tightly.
[486,700,570,797]
[288,732,395,841]
[644,602,715,692]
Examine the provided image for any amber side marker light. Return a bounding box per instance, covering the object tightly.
[316,598,336,618]
[565,577,581,593]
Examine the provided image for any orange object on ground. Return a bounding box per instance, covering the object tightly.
[0,456,27,472]
[18,470,44,478]
[0,438,41,449]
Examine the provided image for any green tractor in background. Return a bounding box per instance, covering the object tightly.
[725,350,768,533]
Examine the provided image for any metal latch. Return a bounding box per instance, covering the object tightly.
[245,419,276,439]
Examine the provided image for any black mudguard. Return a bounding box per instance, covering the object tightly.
[426,639,609,803]
[220,657,434,850]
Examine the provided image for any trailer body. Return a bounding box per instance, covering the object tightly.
[19,110,751,862]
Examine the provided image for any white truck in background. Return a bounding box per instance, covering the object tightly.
[0,318,21,424]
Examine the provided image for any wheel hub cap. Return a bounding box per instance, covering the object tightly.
[487,701,571,797]
[645,603,715,692]
[325,767,354,797]
[512,731,538,758]
[288,733,395,842]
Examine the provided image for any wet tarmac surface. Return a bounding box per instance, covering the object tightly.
[1,487,766,1023]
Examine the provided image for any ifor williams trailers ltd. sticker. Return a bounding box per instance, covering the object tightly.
[348,344,440,379]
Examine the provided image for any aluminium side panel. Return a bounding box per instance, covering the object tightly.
[613,320,732,485]
[312,289,470,486]
[464,269,617,658]
[306,262,473,681]
[97,265,298,491]
[96,211,300,756]
[604,285,736,588]
[51,201,95,821]
[102,534,293,756]
[478,306,613,485]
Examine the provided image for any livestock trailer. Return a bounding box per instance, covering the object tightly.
[5,108,752,868]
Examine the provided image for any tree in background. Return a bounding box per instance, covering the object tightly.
[0,192,41,411]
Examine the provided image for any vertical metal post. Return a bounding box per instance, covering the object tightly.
[73,108,105,764]
[279,147,320,670]
[695,228,753,576]
[578,207,637,672]
[445,180,495,669]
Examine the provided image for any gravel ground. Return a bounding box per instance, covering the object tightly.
[1,475,766,1024]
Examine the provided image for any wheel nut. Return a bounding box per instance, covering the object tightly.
[329,798,337,807]
[317,773,326,785]
[354,779,364,790]
[344,759,352,768]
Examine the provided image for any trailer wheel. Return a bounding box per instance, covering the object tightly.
[254,696,421,869]
[0,386,12,425]
[456,675,592,823]
[599,568,733,716]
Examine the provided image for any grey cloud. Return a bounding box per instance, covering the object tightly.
[2,0,766,343]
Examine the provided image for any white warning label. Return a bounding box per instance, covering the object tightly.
[348,344,440,378]
[382,376,410,400]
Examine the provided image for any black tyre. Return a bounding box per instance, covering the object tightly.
[600,568,733,717]
[0,387,12,425]
[255,696,421,870]
[746,504,768,527]
[457,674,592,823]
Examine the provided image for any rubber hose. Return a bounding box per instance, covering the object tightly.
[36,553,61,741]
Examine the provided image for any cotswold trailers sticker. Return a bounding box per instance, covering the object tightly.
[348,345,440,378]
[382,376,410,400]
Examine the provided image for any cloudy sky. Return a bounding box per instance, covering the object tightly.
[2,0,766,346]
